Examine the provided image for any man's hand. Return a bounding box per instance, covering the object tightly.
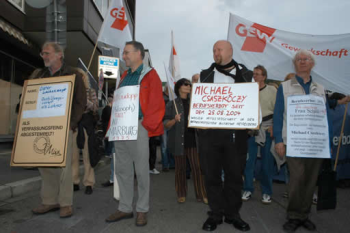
[338,96,350,105]
[174,113,182,122]
[275,142,286,158]
[267,126,273,138]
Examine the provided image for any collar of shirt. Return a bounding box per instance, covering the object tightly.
[127,64,143,75]
[295,75,312,94]
[48,64,63,76]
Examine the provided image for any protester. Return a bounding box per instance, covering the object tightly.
[198,40,252,232]
[105,41,165,227]
[273,49,332,233]
[164,78,207,204]
[72,68,98,195]
[149,136,160,174]
[242,65,276,204]
[101,95,115,187]
[30,42,86,218]
[191,73,200,83]
[160,86,175,172]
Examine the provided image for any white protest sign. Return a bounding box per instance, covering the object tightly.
[189,83,259,129]
[109,85,139,141]
[98,56,119,79]
[22,83,68,119]
[286,95,330,158]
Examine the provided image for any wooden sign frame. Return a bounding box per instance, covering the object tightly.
[11,75,75,167]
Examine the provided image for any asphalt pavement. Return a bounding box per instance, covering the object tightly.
[0,143,349,233]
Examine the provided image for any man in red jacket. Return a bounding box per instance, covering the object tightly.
[105,41,165,227]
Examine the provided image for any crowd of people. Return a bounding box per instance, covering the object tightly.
[28,40,349,233]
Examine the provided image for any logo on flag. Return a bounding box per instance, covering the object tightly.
[98,0,132,51]
[235,23,276,53]
[110,7,128,31]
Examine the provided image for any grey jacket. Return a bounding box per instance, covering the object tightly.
[164,98,186,156]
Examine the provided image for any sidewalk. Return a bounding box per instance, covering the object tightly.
[0,142,109,201]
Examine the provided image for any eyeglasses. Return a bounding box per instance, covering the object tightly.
[296,58,311,62]
[40,52,51,57]
[183,83,192,87]
[122,50,136,55]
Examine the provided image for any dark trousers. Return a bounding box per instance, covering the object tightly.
[199,129,247,220]
[149,136,158,170]
[286,157,323,220]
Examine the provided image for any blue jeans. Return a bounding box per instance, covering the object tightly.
[160,129,175,169]
[243,132,274,195]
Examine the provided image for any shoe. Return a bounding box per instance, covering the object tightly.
[60,206,73,218]
[283,219,303,233]
[32,204,60,215]
[149,168,160,175]
[261,194,271,204]
[229,217,250,231]
[85,186,93,195]
[283,191,289,198]
[302,219,316,231]
[203,198,208,204]
[177,197,186,203]
[186,175,191,180]
[136,212,147,226]
[105,210,133,223]
[73,184,80,191]
[202,217,223,231]
[162,167,169,172]
[101,180,114,187]
[312,193,317,205]
[242,191,252,201]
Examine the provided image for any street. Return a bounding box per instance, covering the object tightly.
[1,156,349,233]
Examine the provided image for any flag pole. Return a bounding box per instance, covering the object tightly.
[87,41,99,72]
[334,103,348,171]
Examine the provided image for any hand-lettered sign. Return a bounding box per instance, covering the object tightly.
[286,95,330,158]
[188,83,259,129]
[109,85,140,141]
[11,75,75,167]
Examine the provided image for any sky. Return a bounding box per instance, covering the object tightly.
[135,0,350,82]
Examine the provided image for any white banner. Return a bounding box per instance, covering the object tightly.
[189,83,259,129]
[228,14,350,94]
[286,95,330,158]
[109,86,139,141]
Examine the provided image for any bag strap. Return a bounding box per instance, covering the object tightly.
[334,103,348,171]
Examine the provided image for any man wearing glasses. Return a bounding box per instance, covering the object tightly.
[273,50,332,233]
[105,41,165,227]
[199,40,252,232]
[31,42,86,218]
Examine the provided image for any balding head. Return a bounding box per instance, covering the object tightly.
[213,40,233,65]
[192,73,199,83]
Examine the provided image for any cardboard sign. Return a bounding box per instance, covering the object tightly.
[109,85,140,141]
[189,83,259,129]
[11,75,75,167]
[98,55,119,79]
[286,95,330,158]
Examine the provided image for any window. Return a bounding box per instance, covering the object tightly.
[7,0,25,13]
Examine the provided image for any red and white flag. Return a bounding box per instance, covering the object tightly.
[164,62,176,101]
[228,14,350,94]
[168,31,181,82]
[98,0,132,50]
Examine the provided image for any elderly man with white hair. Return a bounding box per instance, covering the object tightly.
[273,49,332,233]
